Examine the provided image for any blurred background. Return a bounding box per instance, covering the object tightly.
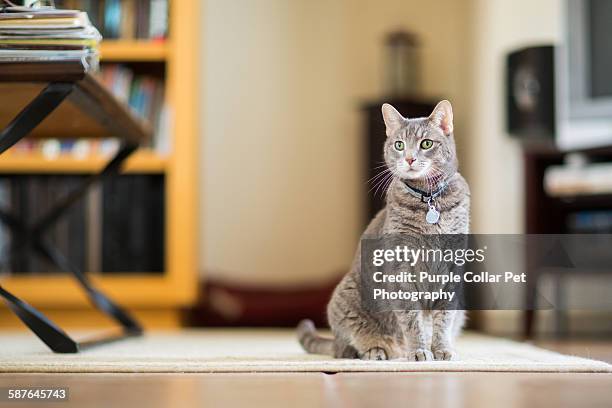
[1,0,612,340]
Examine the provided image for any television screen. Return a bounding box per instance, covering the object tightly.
[558,0,612,150]
[589,0,612,99]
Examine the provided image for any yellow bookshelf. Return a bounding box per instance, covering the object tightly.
[0,150,167,174]
[101,40,169,62]
[0,1,200,329]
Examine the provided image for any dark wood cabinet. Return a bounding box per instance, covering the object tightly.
[523,143,612,338]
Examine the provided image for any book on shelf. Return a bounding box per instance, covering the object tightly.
[98,64,169,153]
[0,174,165,275]
[104,0,121,39]
[148,0,167,40]
[9,138,122,159]
[0,175,87,274]
[56,0,168,41]
[0,178,11,274]
[101,174,165,273]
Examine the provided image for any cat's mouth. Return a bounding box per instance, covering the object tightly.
[396,164,447,186]
[396,164,429,180]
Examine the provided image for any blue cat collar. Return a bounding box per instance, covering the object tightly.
[402,179,450,203]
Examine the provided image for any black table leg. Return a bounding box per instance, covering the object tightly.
[0,83,74,155]
[34,237,142,332]
[0,82,144,353]
[0,285,78,353]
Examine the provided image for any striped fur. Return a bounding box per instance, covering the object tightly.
[297,101,470,361]
[297,319,334,355]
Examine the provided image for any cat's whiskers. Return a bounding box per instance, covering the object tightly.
[382,179,394,198]
[426,173,436,196]
[427,167,452,198]
[367,169,393,194]
[374,171,395,198]
[382,166,403,198]
[369,167,394,196]
[428,169,441,193]
[372,162,390,170]
[367,167,391,184]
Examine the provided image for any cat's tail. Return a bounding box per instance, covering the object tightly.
[297,319,334,356]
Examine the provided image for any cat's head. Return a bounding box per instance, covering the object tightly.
[381,100,458,186]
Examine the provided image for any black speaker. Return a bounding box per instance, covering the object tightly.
[506,45,555,139]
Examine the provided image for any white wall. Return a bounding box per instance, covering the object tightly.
[202,0,356,287]
[466,0,561,234]
[201,0,471,287]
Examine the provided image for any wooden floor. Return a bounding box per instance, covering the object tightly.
[1,341,610,408]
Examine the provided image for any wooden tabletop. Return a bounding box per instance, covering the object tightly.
[0,60,151,143]
[0,60,87,83]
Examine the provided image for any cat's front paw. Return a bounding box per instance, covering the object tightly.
[360,347,388,360]
[407,348,433,361]
[433,348,455,361]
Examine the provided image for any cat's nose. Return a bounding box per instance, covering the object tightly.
[406,157,416,166]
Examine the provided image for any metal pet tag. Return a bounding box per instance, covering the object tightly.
[426,204,440,224]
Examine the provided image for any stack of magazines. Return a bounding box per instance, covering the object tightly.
[0,4,101,68]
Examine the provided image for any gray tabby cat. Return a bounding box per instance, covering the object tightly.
[298,100,470,361]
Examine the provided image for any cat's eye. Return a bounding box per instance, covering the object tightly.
[420,139,434,150]
[394,141,405,151]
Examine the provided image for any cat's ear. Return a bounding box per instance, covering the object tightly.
[381,103,406,136]
[429,100,454,136]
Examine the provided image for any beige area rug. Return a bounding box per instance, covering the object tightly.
[0,330,610,373]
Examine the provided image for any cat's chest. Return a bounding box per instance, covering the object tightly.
[383,198,468,235]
